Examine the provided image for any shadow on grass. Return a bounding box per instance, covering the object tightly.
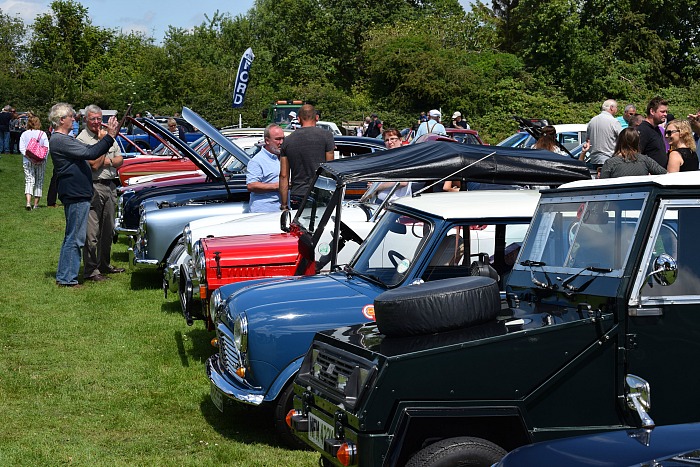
[112,250,129,263]
[161,299,181,315]
[130,269,162,289]
[174,328,216,366]
[199,393,282,448]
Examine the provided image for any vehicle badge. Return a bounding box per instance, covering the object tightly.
[362,304,375,321]
[317,243,331,255]
[325,363,336,374]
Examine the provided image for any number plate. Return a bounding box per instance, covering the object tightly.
[308,412,335,449]
[210,382,224,413]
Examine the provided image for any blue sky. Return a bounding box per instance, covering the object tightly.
[2,0,474,43]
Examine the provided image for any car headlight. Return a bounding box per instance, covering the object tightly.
[233,313,248,353]
[192,240,206,281]
[209,288,223,323]
[137,212,148,250]
[184,225,193,254]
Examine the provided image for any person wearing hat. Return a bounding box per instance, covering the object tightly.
[365,113,382,138]
[449,111,469,130]
[288,111,301,130]
[415,109,446,139]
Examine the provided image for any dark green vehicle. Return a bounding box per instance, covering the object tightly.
[290,172,700,466]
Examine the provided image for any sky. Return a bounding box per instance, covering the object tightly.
[1,0,474,43]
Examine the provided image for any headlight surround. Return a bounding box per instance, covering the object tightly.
[137,212,148,250]
[209,288,223,322]
[233,313,248,353]
[184,225,193,254]
[192,240,206,281]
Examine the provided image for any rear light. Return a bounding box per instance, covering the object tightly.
[285,409,296,428]
[336,442,357,466]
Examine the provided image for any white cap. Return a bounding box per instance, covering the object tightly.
[452,111,461,119]
[289,111,297,118]
[429,109,441,118]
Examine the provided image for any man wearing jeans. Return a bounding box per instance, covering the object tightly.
[48,103,119,287]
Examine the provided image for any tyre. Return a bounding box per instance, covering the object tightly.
[273,382,309,450]
[405,436,507,467]
[375,276,500,337]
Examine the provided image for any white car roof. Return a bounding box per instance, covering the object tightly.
[559,171,700,190]
[393,189,541,220]
[553,124,587,133]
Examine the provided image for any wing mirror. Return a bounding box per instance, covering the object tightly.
[625,374,654,428]
[649,253,677,286]
[280,210,291,233]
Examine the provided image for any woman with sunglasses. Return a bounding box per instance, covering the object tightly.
[666,119,698,172]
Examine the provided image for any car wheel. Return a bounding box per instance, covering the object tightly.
[273,382,310,450]
[405,436,506,467]
[135,140,150,151]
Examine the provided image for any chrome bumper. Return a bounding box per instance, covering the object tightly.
[206,354,265,406]
[128,239,160,268]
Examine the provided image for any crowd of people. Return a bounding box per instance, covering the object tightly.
[582,96,699,179]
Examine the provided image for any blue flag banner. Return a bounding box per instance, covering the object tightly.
[232,48,255,108]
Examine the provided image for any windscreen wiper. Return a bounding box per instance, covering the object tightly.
[520,260,556,290]
[343,265,387,288]
[560,266,612,294]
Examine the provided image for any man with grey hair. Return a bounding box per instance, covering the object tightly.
[78,104,125,282]
[616,104,637,129]
[584,99,622,166]
[49,103,119,287]
[246,124,284,212]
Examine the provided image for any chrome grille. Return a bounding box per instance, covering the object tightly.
[217,324,241,375]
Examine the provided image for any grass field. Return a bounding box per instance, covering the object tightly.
[0,154,317,466]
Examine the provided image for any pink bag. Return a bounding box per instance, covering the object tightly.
[26,132,48,164]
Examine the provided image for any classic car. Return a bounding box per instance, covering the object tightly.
[181,141,588,326]
[114,107,251,238]
[206,189,540,449]
[402,128,484,145]
[498,123,587,152]
[127,132,387,270]
[291,171,700,467]
[118,115,202,152]
[496,423,700,467]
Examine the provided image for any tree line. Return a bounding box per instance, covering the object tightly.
[1,0,698,143]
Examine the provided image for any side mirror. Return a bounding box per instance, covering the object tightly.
[280,210,291,232]
[650,253,677,286]
[625,374,654,428]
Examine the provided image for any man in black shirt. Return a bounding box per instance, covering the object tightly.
[638,96,669,167]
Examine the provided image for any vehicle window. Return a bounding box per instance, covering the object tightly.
[641,205,700,298]
[518,195,646,272]
[349,212,430,287]
[558,132,582,150]
[296,177,337,234]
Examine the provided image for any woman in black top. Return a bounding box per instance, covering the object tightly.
[666,119,698,172]
[600,128,667,179]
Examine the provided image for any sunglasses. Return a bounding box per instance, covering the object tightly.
[665,129,680,137]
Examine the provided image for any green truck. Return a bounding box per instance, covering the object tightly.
[262,99,304,127]
[291,172,700,466]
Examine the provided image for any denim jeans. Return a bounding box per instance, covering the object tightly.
[0,130,9,153]
[56,201,90,285]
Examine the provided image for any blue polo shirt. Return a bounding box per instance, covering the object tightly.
[246,147,281,212]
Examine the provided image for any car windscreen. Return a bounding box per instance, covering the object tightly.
[516,193,647,274]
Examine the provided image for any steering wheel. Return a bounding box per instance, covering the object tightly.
[387,250,406,268]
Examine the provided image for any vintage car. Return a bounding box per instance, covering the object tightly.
[114,107,251,238]
[496,422,700,466]
[206,190,540,449]
[290,171,700,467]
[127,132,387,269]
[181,141,588,326]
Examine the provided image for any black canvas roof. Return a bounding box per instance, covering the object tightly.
[321,141,590,186]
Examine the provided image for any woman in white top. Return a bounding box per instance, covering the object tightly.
[19,114,50,210]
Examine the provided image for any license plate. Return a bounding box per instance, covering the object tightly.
[210,382,224,413]
[308,412,335,449]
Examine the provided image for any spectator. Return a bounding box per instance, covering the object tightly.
[247,124,285,212]
[584,99,622,166]
[532,125,565,155]
[78,104,125,282]
[629,114,645,130]
[449,111,469,129]
[372,129,412,204]
[19,114,49,210]
[638,96,669,167]
[0,105,12,154]
[279,104,334,210]
[10,108,25,154]
[415,109,446,138]
[689,110,700,161]
[599,128,667,179]
[167,118,186,141]
[419,111,429,123]
[288,111,301,130]
[70,112,81,137]
[666,119,698,173]
[49,102,119,287]
[365,113,382,138]
[359,116,371,137]
[616,104,637,129]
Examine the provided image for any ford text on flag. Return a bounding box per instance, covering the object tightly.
[232,48,254,108]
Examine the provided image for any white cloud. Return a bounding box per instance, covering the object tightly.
[0,0,49,23]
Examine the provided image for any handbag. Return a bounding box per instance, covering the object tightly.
[26,131,48,164]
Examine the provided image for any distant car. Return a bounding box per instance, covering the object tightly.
[316,121,342,135]
[498,123,587,152]
[495,423,700,467]
[403,128,484,145]
[119,116,202,152]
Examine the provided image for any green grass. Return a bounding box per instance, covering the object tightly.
[0,154,317,466]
